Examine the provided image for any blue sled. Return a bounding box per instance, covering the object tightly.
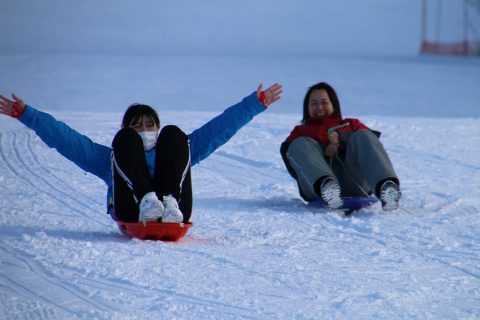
[308,196,378,213]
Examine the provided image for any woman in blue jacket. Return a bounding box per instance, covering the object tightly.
[0,83,282,223]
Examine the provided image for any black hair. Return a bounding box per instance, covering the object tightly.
[301,82,342,124]
[121,103,160,128]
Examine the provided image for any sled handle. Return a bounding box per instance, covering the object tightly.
[327,122,350,135]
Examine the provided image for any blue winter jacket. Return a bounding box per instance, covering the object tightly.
[19,92,265,219]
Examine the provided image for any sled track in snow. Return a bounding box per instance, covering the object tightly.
[176,246,298,292]
[24,132,100,209]
[0,243,115,318]
[15,132,101,214]
[1,241,255,319]
[1,236,267,320]
[324,209,480,286]
[0,131,106,225]
[2,113,480,318]
[201,150,285,188]
[0,127,279,319]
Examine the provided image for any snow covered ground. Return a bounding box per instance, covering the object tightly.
[1,54,480,319]
[2,1,480,319]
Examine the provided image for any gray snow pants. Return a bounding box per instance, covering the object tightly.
[286,130,398,201]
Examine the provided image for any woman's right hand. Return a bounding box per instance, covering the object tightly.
[0,94,26,118]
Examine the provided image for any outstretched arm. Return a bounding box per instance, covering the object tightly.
[189,83,282,165]
[0,93,112,183]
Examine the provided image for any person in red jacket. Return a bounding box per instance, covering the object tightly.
[280,82,401,211]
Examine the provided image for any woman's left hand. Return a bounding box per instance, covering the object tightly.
[328,131,339,145]
[256,83,283,107]
[325,144,339,158]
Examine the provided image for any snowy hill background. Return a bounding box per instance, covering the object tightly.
[2,0,479,117]
[2,0,422,56]
[1,1,480,319]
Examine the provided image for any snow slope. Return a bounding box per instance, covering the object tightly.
[1,0,422,56]
[1,0,479,116]
[1,80,480,319]
[1,0,480,319]
[2,54,480,118]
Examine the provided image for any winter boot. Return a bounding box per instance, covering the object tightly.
[138,192,164,222]
[162,195,184,223]
[320,177,343,209]
[379,180,401,211]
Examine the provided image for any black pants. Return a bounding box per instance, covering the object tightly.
[111,125,192,222]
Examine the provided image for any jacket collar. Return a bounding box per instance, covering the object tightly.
[307,116,342,126]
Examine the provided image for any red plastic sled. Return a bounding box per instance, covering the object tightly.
[117,221,193,241]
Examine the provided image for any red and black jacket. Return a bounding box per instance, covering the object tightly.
[280,116,379,179]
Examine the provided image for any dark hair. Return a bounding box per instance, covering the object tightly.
[301,82,342,124]
[121,104,160,128]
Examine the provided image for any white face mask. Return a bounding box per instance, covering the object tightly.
[138,131,158,151]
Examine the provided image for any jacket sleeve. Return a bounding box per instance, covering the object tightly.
[285,125,302,142]
[188,92,265,165]
[18,105,112,184]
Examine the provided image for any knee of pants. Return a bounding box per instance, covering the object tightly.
[348,130,378,146]
[112,127,142,147]
[160,125,187,139]
[288,136,322,156]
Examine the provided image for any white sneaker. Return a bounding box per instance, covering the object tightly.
[162,195,184,223]
[320,177,343,209]
[379,180,401,211]
[138,192,164,222]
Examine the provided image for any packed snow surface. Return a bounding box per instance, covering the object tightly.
[1,55,480,318]
[1,1,480,319]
